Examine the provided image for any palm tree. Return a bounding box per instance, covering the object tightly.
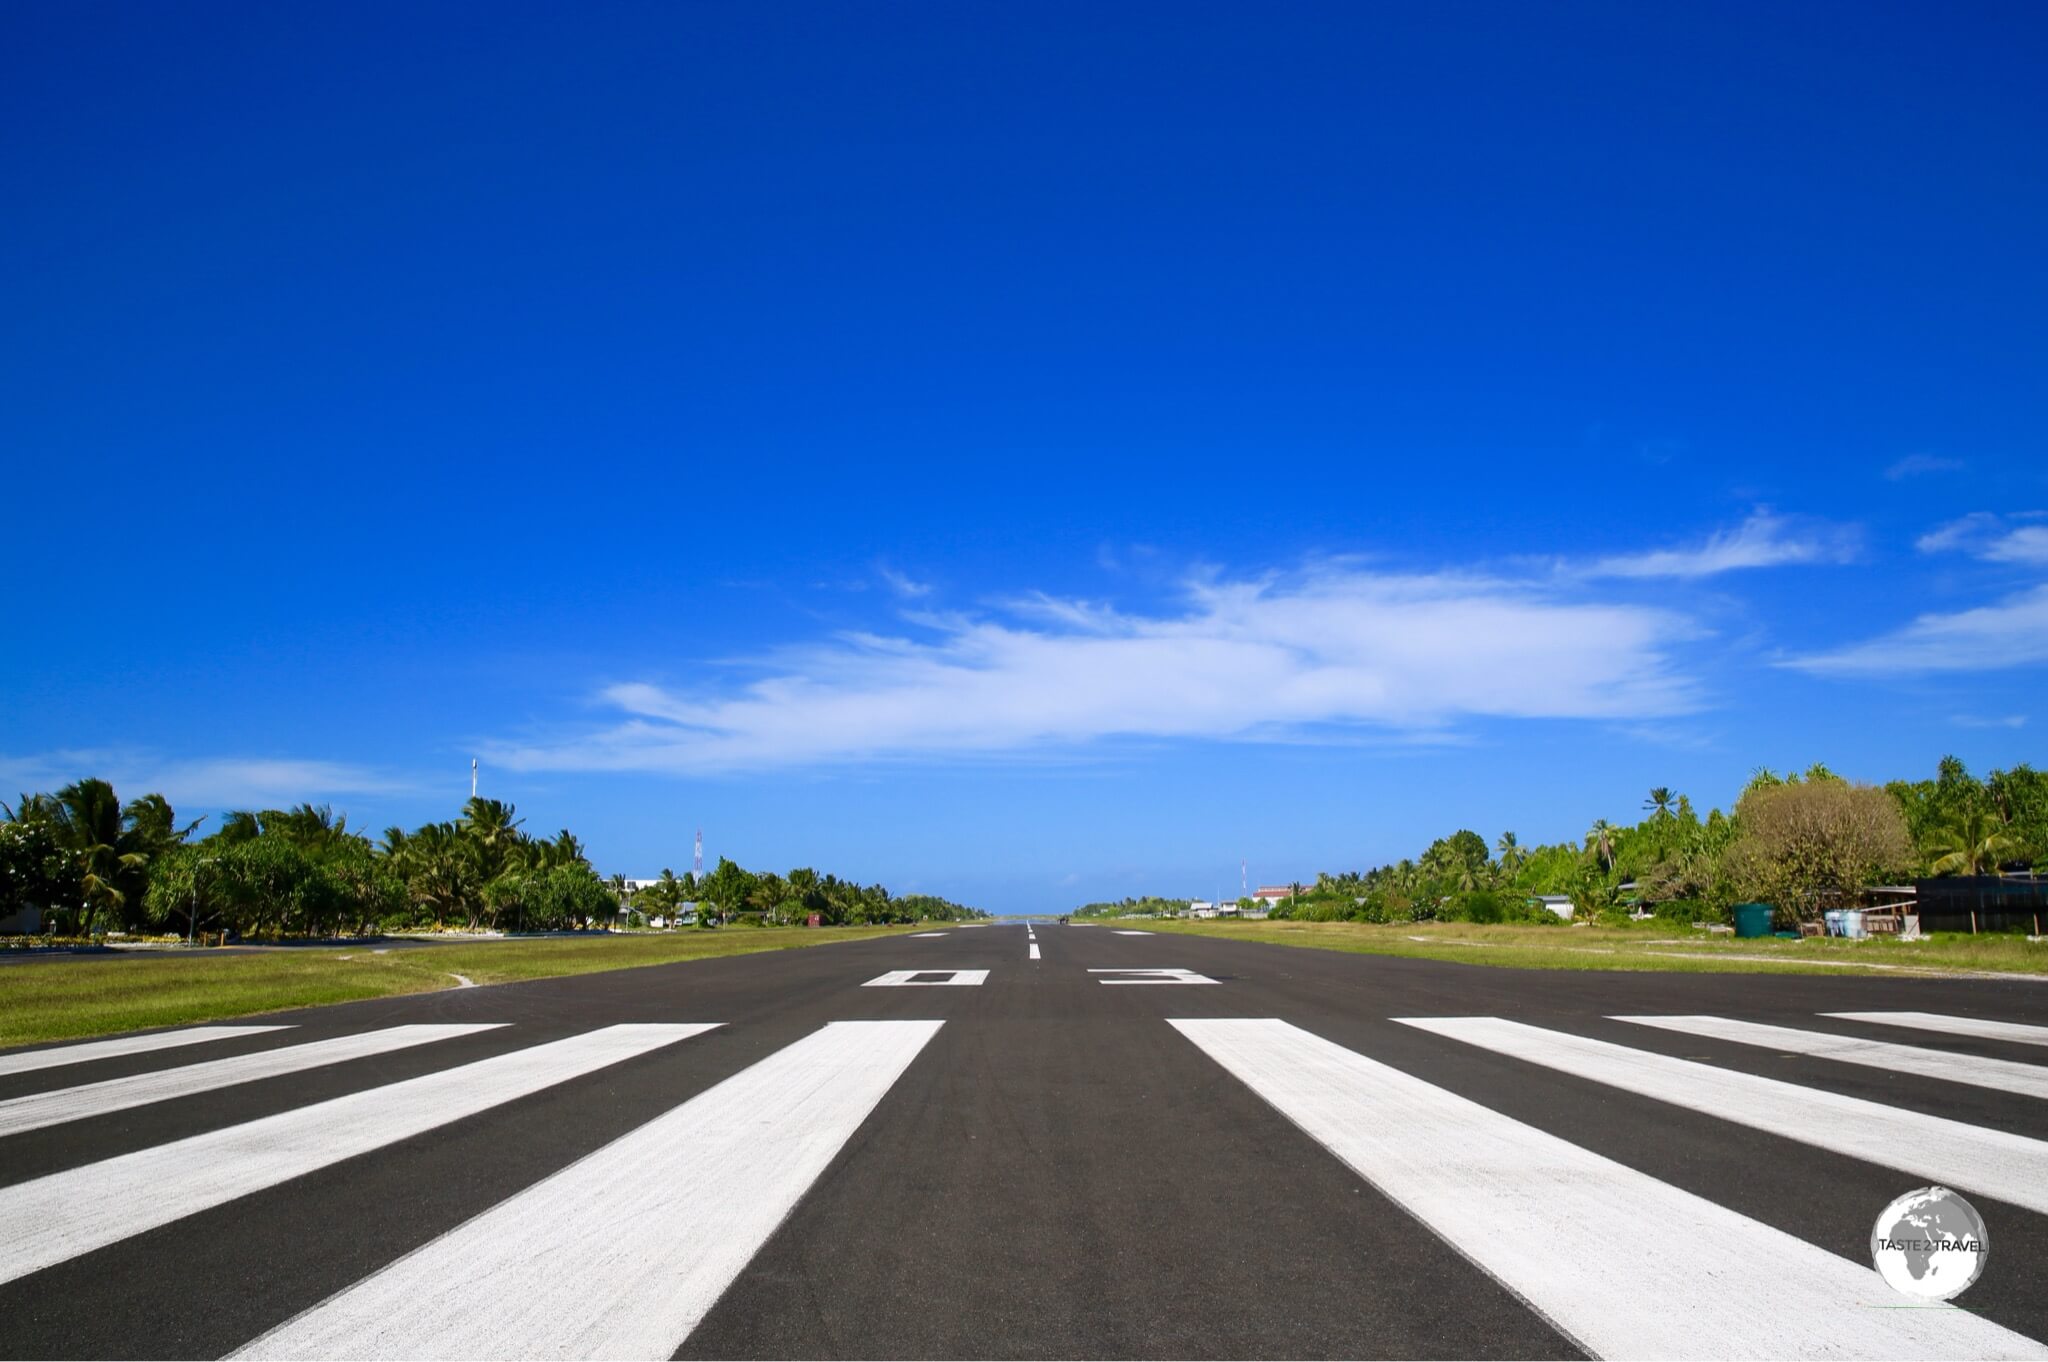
[44,779,192,934]
[1644,788,1675,821]
[653,867,684,928]
[1495,832,1522,876]
[1585,819,1618,873]
[1924,809,2019,878]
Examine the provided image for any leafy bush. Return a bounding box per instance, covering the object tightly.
[1456,890,1504,924]
[1352,894,1391,924]
[1650,898,1727,926]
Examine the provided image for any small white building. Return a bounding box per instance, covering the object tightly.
[1532,895,1575,921]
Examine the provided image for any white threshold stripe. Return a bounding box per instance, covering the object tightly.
[1824,1011,2048,1049]
[1399,1017,2048,1216]
[238,1020,942,1362]
[0,1025,293,1079]
[0,1024,501,1138]
[1174,1019,2043,1360]
[1616,1015,2048,1101]
[0,1023,715,1287]
[1029,943,1041,959]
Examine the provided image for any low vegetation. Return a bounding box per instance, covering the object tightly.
[1084,756,2046,933]
[1122,917,2048,978]
[0,779,988,942]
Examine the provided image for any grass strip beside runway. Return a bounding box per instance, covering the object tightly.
[1107,918,2048,978]
[0,927,928,1049]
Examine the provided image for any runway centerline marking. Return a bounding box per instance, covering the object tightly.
[1110,930,1153,936]
[1615,1014,2048,1100]
[1028,943,1041,960]
[862,969,988,987]
[0,1025,293,1079]
[1089,968,1216,985]
[1398,1016,2048,1216]
[236,1021,943,1362]
[0,1023,718,1287]
[1173,1018,2043,1361]
[908,932,948,938]
[0,1024,502,1138]
[1822,1011,2048,1049]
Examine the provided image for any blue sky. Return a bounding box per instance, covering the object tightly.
[4,1,2045,913]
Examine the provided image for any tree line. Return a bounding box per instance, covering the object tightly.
[1111,756,2046,929]
[0,778,985,938]
[621,859,986,928]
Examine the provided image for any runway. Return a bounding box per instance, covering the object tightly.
[3,921,2046,1359]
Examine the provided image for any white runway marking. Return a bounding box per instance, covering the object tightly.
[0,1024,501,1138]
[238,1020,942,1362]
[862,969,988,987]
[1089,968,1216,985]
[1616,1014,2048,1100]
[908,932,949,938]
[0,1023,716,1287]
[1824,1011,2048,1049]
[1029,943,1041,960]
[0,1025,292,1079]
[1399,1017,2048,1216]
[1111,930,1153,936]
[1173,1018,2043,1360]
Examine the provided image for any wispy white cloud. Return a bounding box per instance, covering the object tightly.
[1579,511,1859,580]
[877,566,933,598]
[1782,584,2048,676]
[0,750,415,809]
[1952,714,2028,730]
[1917,511,2048,565]
[1886,453,1965,480]
[488,567,1699,774]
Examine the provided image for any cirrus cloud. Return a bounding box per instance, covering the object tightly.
[1579,511,1859,580]
[1781,583,2048,676]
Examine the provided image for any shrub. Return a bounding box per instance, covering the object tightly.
[1458,890,1504,924]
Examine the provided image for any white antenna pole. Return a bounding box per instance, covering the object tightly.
[471,758,478,799]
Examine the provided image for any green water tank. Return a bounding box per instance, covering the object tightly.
[1733,902,1774,938]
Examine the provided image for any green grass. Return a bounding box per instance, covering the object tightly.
[0,926,932,1050]
[1089,917,2048,978]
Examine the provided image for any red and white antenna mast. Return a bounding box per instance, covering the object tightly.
[694,829,704,879]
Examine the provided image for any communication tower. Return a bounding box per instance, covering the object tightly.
[694,829,704,879]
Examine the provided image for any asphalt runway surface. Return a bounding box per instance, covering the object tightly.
[3,921,2048,1360]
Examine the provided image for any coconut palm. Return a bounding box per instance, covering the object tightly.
[1924,809,2020,877]
[1495,832,1522,876]
[41,779,194,933]
[1644,788,1675,821]
[1585,819,1618,872]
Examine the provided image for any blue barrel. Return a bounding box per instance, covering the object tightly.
[1734,902,1774,938]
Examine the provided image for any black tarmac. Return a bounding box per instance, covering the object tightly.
[2,922,2046,1359]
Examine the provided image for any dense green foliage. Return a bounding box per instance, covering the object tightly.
[1101,757,2042,929]
[626,856,985,926]
[1,778,985,938]
[1074,896,1192,918]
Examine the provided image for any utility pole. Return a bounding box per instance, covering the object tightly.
[471,758,478,800]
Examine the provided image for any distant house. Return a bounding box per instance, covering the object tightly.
[1251,884,1300,907]
[1531,895,1575,921]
